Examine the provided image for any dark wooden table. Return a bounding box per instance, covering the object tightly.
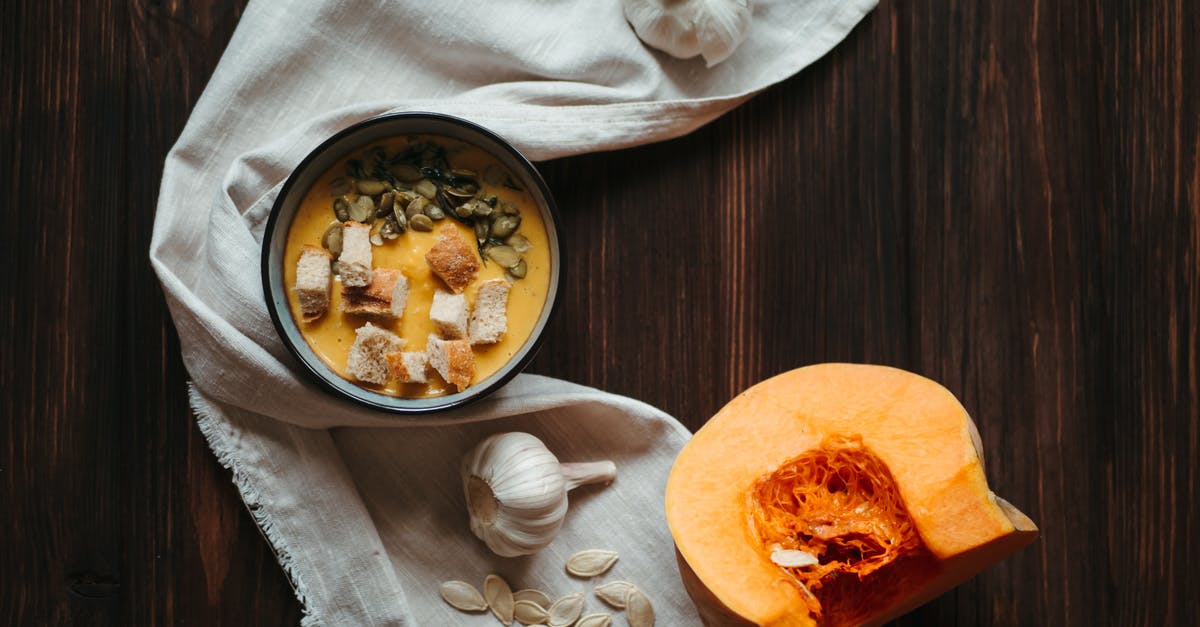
[4,1,1198,625]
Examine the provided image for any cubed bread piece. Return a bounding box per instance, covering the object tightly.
[343,268,409,319]
[468,278,511,344]
[345,323,404,385]
[430,288,469,339]
[426,334,474,392]
[424,230,479,293]
[385,351,428,384]
[295,245,332,322]
[338,222,373,287]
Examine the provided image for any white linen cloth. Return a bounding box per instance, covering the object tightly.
[150,0,876,624]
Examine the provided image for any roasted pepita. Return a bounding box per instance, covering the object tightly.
[508,259,528,279]
[348,196,374,222]
[406,196,429,220]
[321,222,344,256]
[486,245,521,268]
[507,234,533,253]
[410,214,434,232]
[354,179,388,196]
[414,179,437,199]
[490,214,521,239]
[333,197,351,222]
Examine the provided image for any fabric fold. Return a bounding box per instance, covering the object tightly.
[151,0,877,623]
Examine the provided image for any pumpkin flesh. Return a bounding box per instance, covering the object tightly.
[665,364,1037,626]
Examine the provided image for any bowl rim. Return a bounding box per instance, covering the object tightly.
[261,111,563,415]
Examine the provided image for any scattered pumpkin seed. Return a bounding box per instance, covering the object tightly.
[486,245,521,268]
[576,614,612,627]
[333,197,351,222]
[566,550,619,578]
[391,163,423,182]
[485,574,514,625]
[440,580,488,612]
[354,179,388,196]
[410,214,434,232]
[513,589,553,610]
[548,592,584,627]
[507,234,533,253]
[328,176,351,196]
[508,259,528,279]
[625,587,654,627]
[425,203,445,221]
[321,222,343,256]
[348,196,374,222]
[513,599,551,625]
[414,179,438,199]
[593,581,634,609]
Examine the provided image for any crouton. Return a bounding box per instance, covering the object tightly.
[295,245,332,322]
[338,222,373,287]
[424,230,479,293]
[345,323,404,385]
[426,334,474,392]
[429,288,469,339]
[343,268,409,319]
[385,351,428,384]
[468,278,511,344]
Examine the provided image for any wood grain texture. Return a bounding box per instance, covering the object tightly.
[2,0,1197,625]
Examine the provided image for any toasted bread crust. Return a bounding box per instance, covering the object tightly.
[424,230,480,293]
[296,245,333,322]
[386,350,428,384]
[427,335,474,391]
[343,268,408,319]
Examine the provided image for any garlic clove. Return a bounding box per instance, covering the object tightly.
[462,432,618,557]
[623,0,753,67]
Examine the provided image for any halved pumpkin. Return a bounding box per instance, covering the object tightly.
[665,364,1037,626]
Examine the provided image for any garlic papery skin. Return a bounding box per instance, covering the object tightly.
[623,0,752,67]
[462,432,617,557]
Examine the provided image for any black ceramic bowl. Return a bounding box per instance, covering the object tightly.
[262,112,563,414]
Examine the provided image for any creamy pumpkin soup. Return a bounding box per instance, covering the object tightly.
[283,136,551,397]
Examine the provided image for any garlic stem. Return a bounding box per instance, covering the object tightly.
[561,461,617,491]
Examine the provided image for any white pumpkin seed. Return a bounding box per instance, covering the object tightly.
[485,574,515,625]
[770,547,819,568]
[625,587,654,627]
[576,614,612,627]
[513,599,551,625]
[593,581,635,609]
[565,549,619,578]
[548,592,584,626]
[514,589,553,609]
[440,580,488,612]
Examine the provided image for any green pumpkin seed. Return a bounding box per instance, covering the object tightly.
[348,196,374,222]
[507,234,532,253]
[381,216,401,239]
[321,222,343,256]
[508,258,527,279]
[391,206,408,232]
[391,163,423,182]
[328,176,351,196]
[425,203,445,221]
[472,201,494,218]
[376,191,395,217]
[490,214,520,239]
[486,245,521,268]
[406,196,429,220]
[354,179,388,196]
[414,179,437,199]
[333,197,351,222]
[455,203,475,219]
[474,220,491,242]
[410,214,434,232]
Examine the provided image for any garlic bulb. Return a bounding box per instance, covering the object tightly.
[462,432,617,557]
[623,0,752,67]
